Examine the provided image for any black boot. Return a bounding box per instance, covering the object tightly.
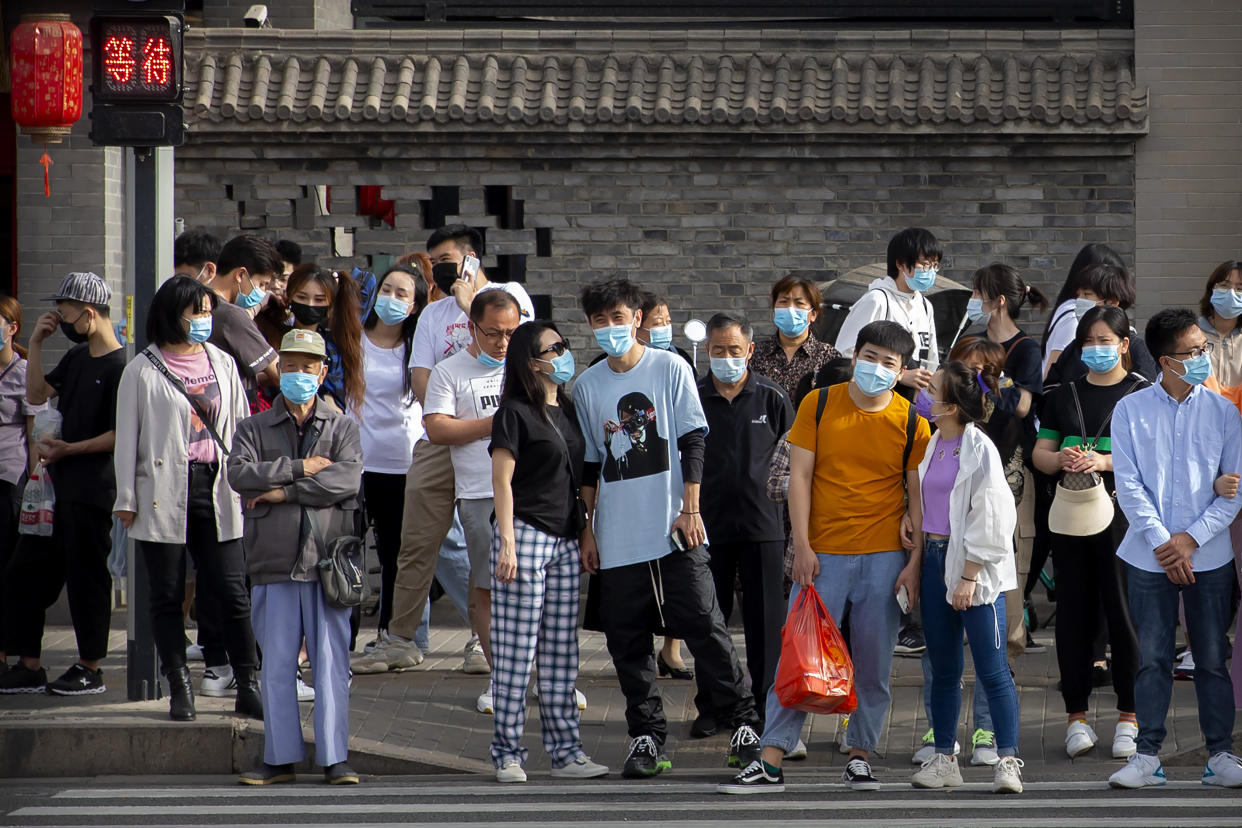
[234,668,263,719]
[167,666,196,721]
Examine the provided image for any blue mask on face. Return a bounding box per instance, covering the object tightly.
[907,267,937,293]
[594,324,635,358]
[236,282,266,309]
[280,371,320,404]
[646,325,673,350]
[965,297,991,325]
[1173,352,1212,387]
[538,350,576,385]
[710,356,747,384]
[1211,288,1242,320]
[477,350,505,369]
[1081,344,1120,374]
[185,316,213,345]
[852,360,898,397]
[773,307,811,337]
[374,295,410,326]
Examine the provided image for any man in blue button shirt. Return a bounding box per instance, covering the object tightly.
[1109,308,1242,790]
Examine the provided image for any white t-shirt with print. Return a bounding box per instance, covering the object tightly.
[411,282,535,372]
[423,348,505,499]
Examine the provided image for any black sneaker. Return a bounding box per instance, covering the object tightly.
[842,757,881,791]
[894,627,926,655]
[1023,632,1047,654]
[622,735,671,779]
[0,663,47,694]
[690,711,718,739]
[718,759,784,794]
[46,664,106,696]
[727,724,762,768]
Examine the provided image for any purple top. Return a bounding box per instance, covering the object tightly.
[921,433,962,537]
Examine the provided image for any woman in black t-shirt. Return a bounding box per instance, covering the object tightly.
[1032,305,1148,763]
[488,320,607,783]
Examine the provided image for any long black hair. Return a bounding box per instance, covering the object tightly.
[364,262,429,406]
[1042,243,1127,347]
[500,320,573,422]
[146,275,217,347]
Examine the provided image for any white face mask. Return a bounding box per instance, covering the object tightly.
[1074,297,1099,321]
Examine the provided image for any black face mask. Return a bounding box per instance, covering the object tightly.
[431,262,460,295]
[289,302,329,327]
[60,320,88,344]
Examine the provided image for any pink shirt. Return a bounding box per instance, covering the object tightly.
[160,348,220,464]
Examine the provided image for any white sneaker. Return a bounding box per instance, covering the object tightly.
[786,739,808,761]
[199,664,236,697]
[296,672,315,703]
[496,760,526,783]
[462,636,490,675]
[1109,753,1166,788]
[550,755,609,779]
[1203,751,1242,788]
[186,642,204,662]
[1065,721,1098,758]
[575,688,587,710]
[363,630,391,654]
[1112,721,1138,759]
[912,729,960,765]
[911,753,963,789]
[477,684,494,714]
[992,756,1024,794]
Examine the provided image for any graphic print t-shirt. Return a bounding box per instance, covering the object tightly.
[423,348,505,498]
[572,347,709,569]
[160,348,221,463]
[411,283,536,372]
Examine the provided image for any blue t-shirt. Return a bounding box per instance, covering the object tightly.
[572,347,708,569]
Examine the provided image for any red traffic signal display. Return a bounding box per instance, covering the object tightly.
[91,16,182,102]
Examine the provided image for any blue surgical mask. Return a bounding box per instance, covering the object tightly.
[646,325,673,350]
[537,350,576,385]
[773,307,810,337]
[965,297,991,325]
[594,324,635,358]
[280,371,320,404]
[1172,352,1212,387]
[236,283,266,309]
[374,295,410,326]
[477,350,505,369]
[907,267,937,293]
[710,356,747,384]
[184,316,213,345]
[1074,297,1098,321]
[1211,288,1242,320]
[1081,344,1120,374]
[853,360,898,397]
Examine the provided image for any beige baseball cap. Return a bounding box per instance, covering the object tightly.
[279,328,326,358]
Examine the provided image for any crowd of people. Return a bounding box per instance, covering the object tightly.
[1,223,1240,794]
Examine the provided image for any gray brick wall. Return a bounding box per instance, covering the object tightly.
[203,0,352,29]
[1134,0,1242,321]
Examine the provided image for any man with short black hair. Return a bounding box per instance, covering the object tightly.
[174,228,224,285]
[207,234,282,408]
[272,240,303,300]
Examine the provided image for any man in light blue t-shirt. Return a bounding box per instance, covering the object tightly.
[572,278,760,781]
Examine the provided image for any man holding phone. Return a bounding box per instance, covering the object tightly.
[572,279,762,780]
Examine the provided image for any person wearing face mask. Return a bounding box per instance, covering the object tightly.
[0,274,125,698]
[591,292,695,373]
[694,312,793,741]
[964,264,1049,416]
[1032,306,1149,763]
[721,321,931,795]
[206,235,282,412]
[173,228,223,285]
[751,275,840,403]
[283,265,365,415]
[1040,243,1128,380]
[1107,307,1242,790]
[228,329,363,786]
[486,320,608,783]
[834,228,942,394]
[1045,264,1159,388]
[1196,261,1242,413]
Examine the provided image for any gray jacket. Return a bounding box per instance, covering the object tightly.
[227,396,363,586]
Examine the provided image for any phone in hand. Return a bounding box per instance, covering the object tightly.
[462,253,481,280]
[669,527,689,553]
[896,585,910,614]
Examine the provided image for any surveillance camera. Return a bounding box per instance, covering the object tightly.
[243,4,269,28]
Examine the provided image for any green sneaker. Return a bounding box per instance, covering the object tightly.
[971,728,999,766]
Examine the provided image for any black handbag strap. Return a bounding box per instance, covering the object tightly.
[142,348,229,456]
[814,386,916,469]
[1068,377,1147,449]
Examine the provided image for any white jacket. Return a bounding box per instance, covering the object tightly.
[917,422,1017,606]
[113,343,248,543]
[834,276,940,369]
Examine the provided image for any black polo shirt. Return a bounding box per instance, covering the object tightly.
[698,370,794,544]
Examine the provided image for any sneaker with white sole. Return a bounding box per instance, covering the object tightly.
[992,756,1024,794]
[1202,751,1242,788]
[786,739,808,761]
[296,671,315,703]
[842,757,881,791]
[477,684,494,714]
[496,760,526,783]
[971,728,999,766]
[352,637,424,674]
[200,664,237,697]
[727,724,762,768]
[550,755,609,779]
[1108,753,1166,789]
[1066,720,1097,758]
[912,729,960,765]
[462,636,490,675]
[46,664,106,696]
[718,759,785,794]
[911,753,963,789]
[575,688,587,710]
[0,663,47,694]
[1112,721,1138,759]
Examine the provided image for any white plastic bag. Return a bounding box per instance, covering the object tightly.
[18,462,55,537]
[33,408,63,444]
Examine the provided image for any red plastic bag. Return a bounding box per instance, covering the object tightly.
[774,584,857,715]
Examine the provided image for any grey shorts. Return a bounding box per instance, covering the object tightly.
[456,496,495,590]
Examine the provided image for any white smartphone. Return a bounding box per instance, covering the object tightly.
[896,585,910,614]
[462,253,481,280]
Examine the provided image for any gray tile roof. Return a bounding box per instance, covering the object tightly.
[184,29,1147,136]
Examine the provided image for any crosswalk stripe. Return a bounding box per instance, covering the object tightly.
[7,821,1242,828]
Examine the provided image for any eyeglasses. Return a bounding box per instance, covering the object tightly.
[1168,343,1215,359]
[537,341,570,357]
[915,261,940,272]
[477,327,519,343]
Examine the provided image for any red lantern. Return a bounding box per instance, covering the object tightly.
[10,14,84,144]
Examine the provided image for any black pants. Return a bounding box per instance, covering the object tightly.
[363,471,406,632]
[1025,469,1055,598]
[1050,510,1137,714]
[3,500,113,661]
[599,545,758,747]
[697,540,785,723]
[138,464,257,675]
[0,479,18,655]
[194,558,228,667]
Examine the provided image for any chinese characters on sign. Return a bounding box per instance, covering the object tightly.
[92,17,182,102]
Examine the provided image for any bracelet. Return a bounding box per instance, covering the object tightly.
[960,576,976,582]
[680,510,699,515]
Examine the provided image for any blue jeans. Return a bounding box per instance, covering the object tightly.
[761,549,906,755]
[1126,561,1237,756]
[415,514,472,652]
[922,651,992,735]
[920,537,1019,756]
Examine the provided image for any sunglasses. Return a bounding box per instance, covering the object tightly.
[538,341,571,357]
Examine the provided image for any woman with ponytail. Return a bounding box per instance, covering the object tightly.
[965,264,1049,417]
[285,266,365,413]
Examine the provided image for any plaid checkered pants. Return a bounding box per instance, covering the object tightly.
[489,518,585,769]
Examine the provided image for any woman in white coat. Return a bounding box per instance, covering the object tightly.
[113,276,259,722]
[910,361,1024,794]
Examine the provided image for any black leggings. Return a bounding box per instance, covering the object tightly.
[363,471,406,633]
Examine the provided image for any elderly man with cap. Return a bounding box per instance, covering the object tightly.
[0,273,125,696]
[228,329,364,785]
